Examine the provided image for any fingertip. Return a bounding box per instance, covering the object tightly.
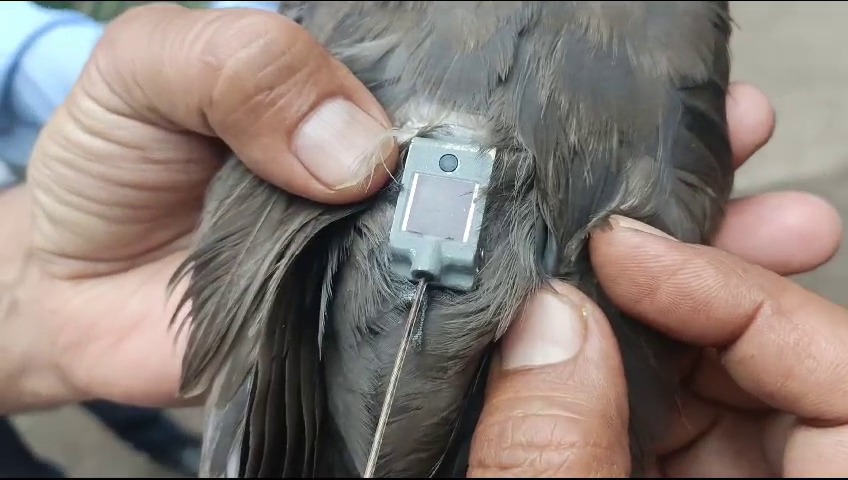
[498,281,588,371]
[715,191,843,275]
[244,130,398,205]
[727,82,776,168]
[499,280,630,376]
[470,281,631,477]
[588,217,681,280]
[588,221,751,345]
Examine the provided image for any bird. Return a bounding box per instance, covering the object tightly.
[169,1,735,477]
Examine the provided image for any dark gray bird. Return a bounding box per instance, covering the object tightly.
[170,1,735,477]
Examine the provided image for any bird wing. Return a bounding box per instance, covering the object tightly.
[170,157,366,476]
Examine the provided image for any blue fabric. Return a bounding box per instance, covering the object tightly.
[0,2,103,179]
[207,1,280,11]
[0,160,16,188]
[0,417,64,477]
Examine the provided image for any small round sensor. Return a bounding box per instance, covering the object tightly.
[439,154,458,172]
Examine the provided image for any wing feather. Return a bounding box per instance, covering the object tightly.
[169,157,365,477]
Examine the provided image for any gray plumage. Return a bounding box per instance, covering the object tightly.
[170,1,734,477]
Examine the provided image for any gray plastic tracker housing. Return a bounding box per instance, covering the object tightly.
[389,136,495,292]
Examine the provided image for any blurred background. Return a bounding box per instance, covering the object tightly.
[5,0,848,476]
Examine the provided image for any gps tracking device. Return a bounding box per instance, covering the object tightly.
[388,136,496,292]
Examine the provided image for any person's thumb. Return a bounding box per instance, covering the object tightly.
[90,4,398,204]
[468,281,632,477]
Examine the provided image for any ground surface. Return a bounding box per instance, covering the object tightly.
[10,2,848,476]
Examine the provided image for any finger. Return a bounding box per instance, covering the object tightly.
[469,281,631,478]
[714,191,843,275]
[654,391,720,455]
[661,411,775,477]
[87,4,397,203]
[761,411,848,477]
[590,216,848,424]
[761,412,795,474]
[658,390,775,477]
[784,422,848,476]
[687,349,769,410]
[726,82,776,169]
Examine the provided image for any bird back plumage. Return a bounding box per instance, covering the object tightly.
[171,2,734,477]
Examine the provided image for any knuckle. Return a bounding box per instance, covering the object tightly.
[90,4,339,136]
[469,394,629,477]
[201,12,337,132]
[91,3,189,90]
[201,11,315,78]
[100,3,182,46]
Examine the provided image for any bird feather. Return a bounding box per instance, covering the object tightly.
[171,2,735,477]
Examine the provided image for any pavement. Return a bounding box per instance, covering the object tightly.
[9,1,848,477]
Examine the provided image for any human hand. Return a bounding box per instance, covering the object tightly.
[1,4,397,413]
[468,86,845,477]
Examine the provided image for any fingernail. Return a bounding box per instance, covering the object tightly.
[293,98,393,190]
[609,215,678,240]
[501,288,588,370]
